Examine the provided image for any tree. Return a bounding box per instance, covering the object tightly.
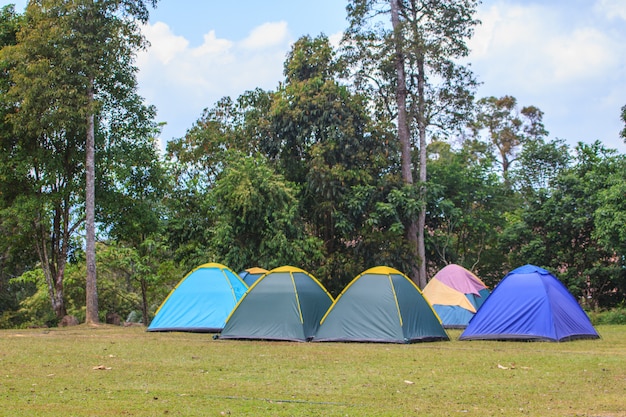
[165,89,275,270]
[426,140,508,281]
[343,0,480,287]
[0,5,34,326]
[389,0,419,286]
[207,151,324,273]
[269,35,405,291]
[500,142,625,308]
[1,0,158,322]
[509,137,570,198]
[592,155,626,287]
[472,96,548,184]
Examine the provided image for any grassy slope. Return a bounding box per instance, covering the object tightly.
[1,325,624,416]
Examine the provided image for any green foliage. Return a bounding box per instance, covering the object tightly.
[207,151,324,273]
[593,156,626,256]
[7,269,57,327]
[500,142,625,308]
[1,0,625,323]
[589,308,626,325]
[0,0,160,319]
[472,96,549,181]
[3,240,181,328]
[426,140,509,279]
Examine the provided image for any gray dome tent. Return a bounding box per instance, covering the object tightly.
[220,266,333,342]
[313,266,449,343]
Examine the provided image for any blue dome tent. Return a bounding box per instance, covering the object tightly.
[148,263,248,333]
[460,265,599,342]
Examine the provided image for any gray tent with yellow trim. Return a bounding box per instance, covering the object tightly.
[219,266,333,342]
[313,266,449,343]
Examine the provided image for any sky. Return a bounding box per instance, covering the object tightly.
[3,0,626,153]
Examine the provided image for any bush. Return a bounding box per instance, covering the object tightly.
[588,308,626,325]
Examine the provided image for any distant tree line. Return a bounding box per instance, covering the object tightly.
[0,2,624,328]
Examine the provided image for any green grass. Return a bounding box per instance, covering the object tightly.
[1,325,624,416]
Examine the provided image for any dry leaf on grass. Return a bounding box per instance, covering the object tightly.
[92,365,111,370]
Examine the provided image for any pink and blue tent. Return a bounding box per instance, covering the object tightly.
[460,265,600,342]
[422,264,490,328]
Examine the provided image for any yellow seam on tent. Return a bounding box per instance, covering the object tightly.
[220,268,239,302]
[290,271,304,324]
[220,265,257,325]
[203,262,227,269]
[273,265,305,273]
[388,273,403,327]
[392,268,447,326]
[365,266,398,275]
[320,266,397,325]
[271,266,334,302]
[224,288,247,325]
[319,269,367,325]
[155,263,246,317]
[152,263,210,316]
[305,270,334,302]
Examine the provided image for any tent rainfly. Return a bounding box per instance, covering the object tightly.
[219,266,333,342]
[460,264,600,342]
[313,266,449,343]
[147,263,248,333]
[238,267,268,286]
[422,264,490,328]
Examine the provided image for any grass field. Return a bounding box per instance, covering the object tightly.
[1,325,624,416]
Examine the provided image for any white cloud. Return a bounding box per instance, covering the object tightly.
[328,31,343,49]
[546,27,617,83]
[136,21,293,145]
[468,1,626,152]
[469,4,554,91]
[595,0,626,20]
[134,3,625,152]
[240,21,289,49]
[470,2,623,90]
[139,22,188,65]
[192,31,234,57]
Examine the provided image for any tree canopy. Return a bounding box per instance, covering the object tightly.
[0,2,624,328]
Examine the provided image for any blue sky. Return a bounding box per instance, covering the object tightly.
[3,0,626,153]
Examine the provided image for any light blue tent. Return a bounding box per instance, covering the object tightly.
[460,265,600,342]
[148,263,248,332]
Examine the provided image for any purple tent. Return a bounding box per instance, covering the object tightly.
[460,265,599,342]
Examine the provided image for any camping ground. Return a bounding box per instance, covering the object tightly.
[1,325,624,416]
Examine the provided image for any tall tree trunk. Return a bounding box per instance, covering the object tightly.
[416,54,427,289]
[140,278,149,326]
[34,203,67,319]
[390,0,420,286]
[85,82,99,324]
